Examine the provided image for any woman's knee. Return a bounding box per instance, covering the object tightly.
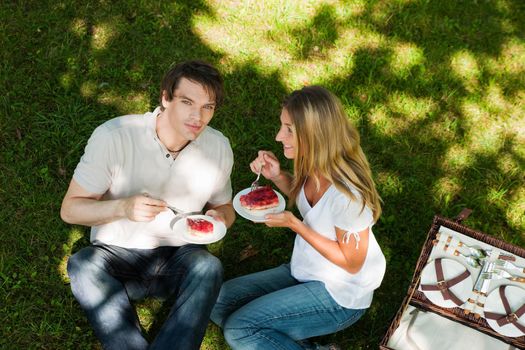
[221,308,260,345]
[223,319,251,347]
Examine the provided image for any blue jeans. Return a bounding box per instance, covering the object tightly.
[67,244,223,350]
[210,264,366,350]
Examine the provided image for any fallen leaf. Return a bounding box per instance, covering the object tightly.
[239,244,259,262]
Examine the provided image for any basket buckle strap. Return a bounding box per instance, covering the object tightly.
[420,258,471,306]
[484,286,525,334]
[454,208,472,223]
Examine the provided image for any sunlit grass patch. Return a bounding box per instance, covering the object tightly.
[507,187,525,231]
[97,91,150,114]
[90,21,117,51]
[70,18,89,38]
[136,299,164,333]
[58,228,85,283]
[484,82,509,113]
[389,42,425,79]
[486,38,525,75]
[443,144,474,170]
[59,72,74,90]
[433,177,462,207]
[194,0,390,89]
[368,105,396,135]
[79,81,98,97]
[450,50,480,92]
[388,92,436,121]
[377,171,404,197]
[193,0,311,70]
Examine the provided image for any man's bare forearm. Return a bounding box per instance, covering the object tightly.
[61,197,125,227]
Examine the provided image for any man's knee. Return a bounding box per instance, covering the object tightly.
[68,246,95,278]
[187,250,223,281]
[67,246,109,285]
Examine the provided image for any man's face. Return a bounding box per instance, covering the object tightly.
[161,77,216,141]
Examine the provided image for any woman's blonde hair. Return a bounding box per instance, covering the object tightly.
[284,86,382,222]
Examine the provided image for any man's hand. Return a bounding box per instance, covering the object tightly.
[122,195,167,222]
[205,208,226,224]
[204,202,235,228]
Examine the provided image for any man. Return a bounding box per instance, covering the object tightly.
[61,60,235,350]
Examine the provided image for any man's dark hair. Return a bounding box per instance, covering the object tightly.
[159,60,224,110]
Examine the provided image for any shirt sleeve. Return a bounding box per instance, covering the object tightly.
[207,138,234,206]
[72,124,115,194]
[330,190,374,234]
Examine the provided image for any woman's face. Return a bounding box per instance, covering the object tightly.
[275,108,296,159]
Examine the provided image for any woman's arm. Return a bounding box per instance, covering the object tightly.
[269,171,293,197]
[265,211,369,274]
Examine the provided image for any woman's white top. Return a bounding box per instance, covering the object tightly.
[290,184,386,309]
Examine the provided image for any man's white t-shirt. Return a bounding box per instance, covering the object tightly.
[291,184,386,309]
[73,107,234,249]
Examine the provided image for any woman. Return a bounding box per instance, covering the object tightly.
[211,86,386,349]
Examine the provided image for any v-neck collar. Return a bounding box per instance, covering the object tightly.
[300,182,333,210]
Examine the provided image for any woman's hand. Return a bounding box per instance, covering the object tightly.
[250,151,281,181]
[263,211,300,229]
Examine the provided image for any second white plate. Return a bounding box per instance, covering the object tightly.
[233,187,286,223]
[485,285,525,337]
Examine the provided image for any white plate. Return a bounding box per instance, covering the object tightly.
[233,187,286,223]
[485,285,525,337]
[419,258,473,308]
[172,215,227,244]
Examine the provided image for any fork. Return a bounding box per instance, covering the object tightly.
[250,164,263,192]
[494,259,525,274]
[457,241,488,259]
[453,249,481,268]
[481,269,525,283]
[166,204,200,218]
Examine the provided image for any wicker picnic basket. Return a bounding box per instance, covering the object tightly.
[380,210,525,349]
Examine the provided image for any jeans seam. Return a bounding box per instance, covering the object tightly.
[228,306,343,331]
[227,325,296,350]
[337,308,365,328]
[258,331,291,350]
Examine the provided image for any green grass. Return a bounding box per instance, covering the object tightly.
[1,0,524,348]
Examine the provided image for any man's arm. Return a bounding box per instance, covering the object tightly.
[205,202,235,228]
[60,179,167,226]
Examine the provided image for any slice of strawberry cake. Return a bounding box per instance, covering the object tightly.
[240,185,279,215]
[186,218,214,237]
